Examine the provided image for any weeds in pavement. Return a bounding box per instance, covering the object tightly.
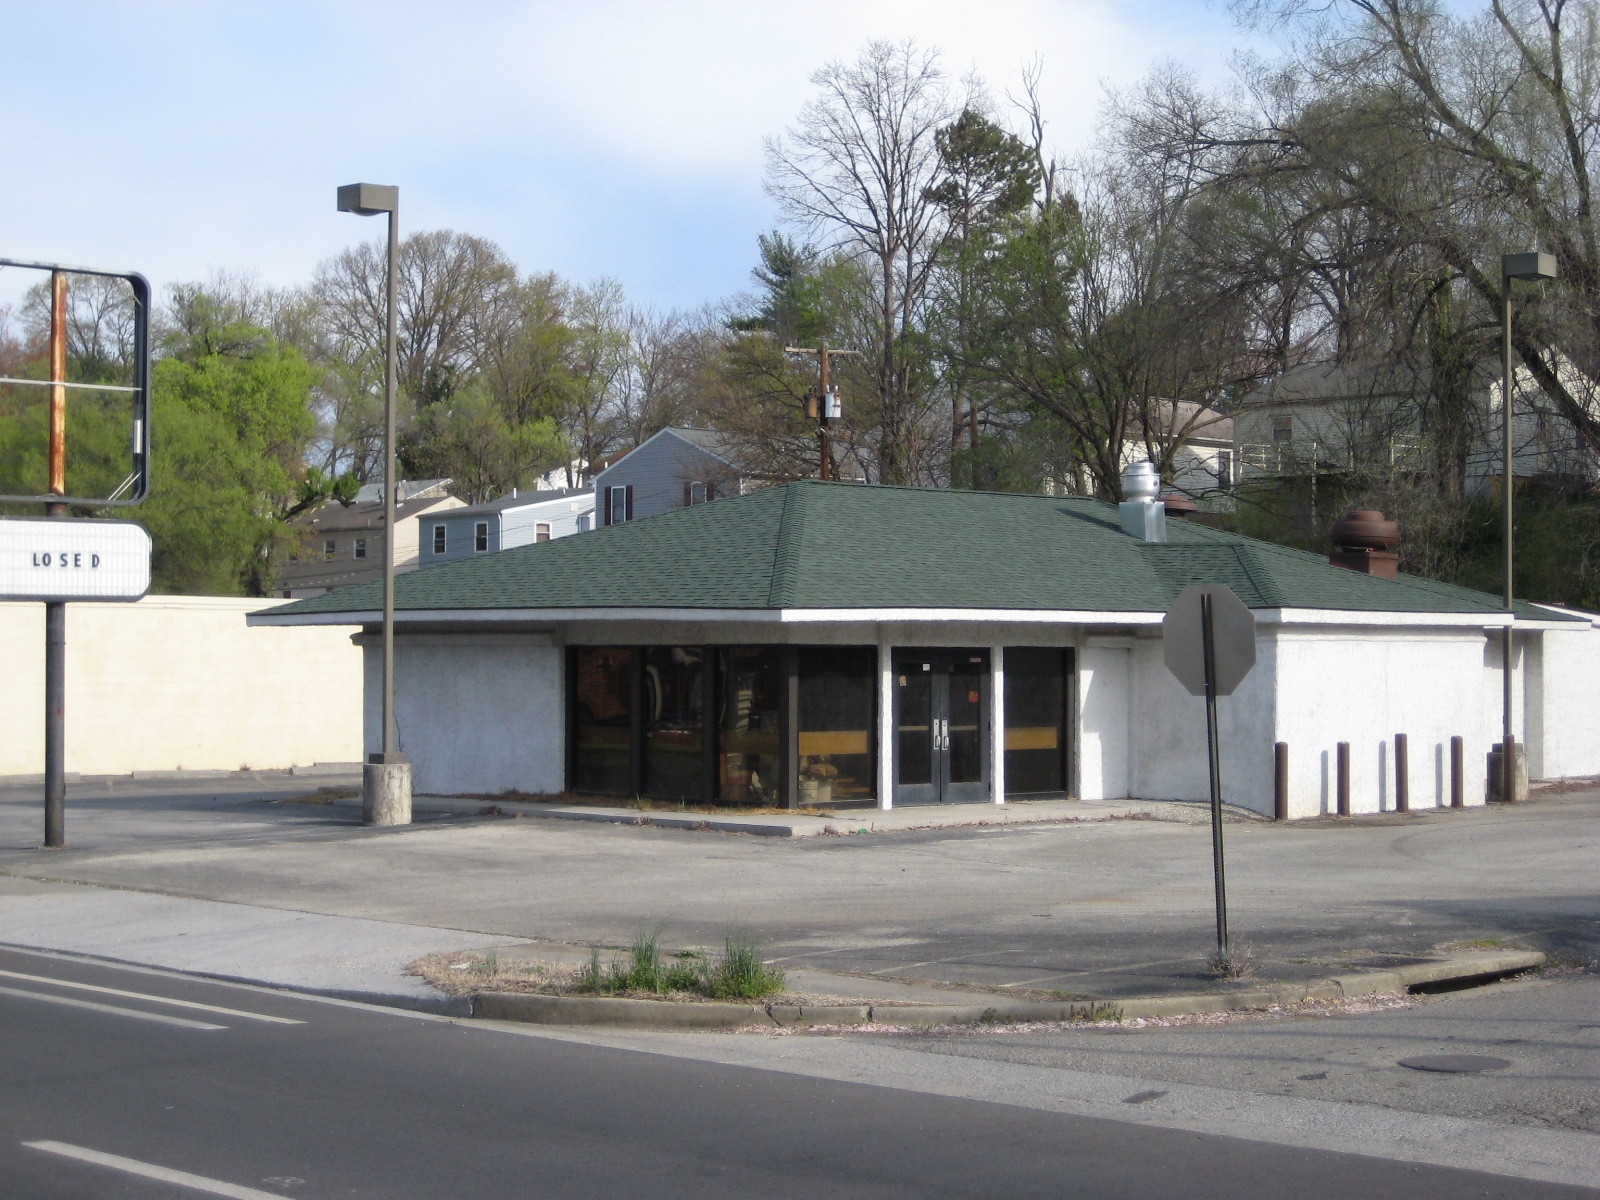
[704,933,786,1000]
[572,928,785,1000]
[1206,942,1256,981]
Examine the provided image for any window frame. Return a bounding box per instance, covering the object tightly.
[432,524,446,555]
[474,521,489,553]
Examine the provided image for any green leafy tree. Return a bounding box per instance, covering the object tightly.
[140,307,321,594]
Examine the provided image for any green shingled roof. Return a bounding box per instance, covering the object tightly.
[264,480,1583,621]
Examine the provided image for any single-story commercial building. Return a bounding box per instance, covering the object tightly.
[250,480,1600,817]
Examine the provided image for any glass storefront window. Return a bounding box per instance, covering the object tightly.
[718,647,780,805]
[572,647,633,794]
[798,647,875,806]
[642,646,704,799]
[1004,647,1069,796]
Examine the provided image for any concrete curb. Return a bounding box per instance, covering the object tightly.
[387,794,1270,839]
[468,950,1545,1031]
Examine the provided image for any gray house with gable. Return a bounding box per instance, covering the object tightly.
[593,427,746,526]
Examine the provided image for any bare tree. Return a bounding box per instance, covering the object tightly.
[766,39,957,483]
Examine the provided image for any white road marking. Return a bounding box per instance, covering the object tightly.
[22,1141,291,1199]
[0,985,226,1030]
[0,968,303,1024]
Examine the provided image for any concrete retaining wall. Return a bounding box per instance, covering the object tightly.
[0,596,362,777]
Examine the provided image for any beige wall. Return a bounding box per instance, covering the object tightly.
[0,596,362,777]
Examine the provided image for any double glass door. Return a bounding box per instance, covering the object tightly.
[894,649,989,805]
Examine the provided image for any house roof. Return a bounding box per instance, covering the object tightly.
[351,478,453,505]
[300,493,462,534]
[257,481,1582,623]
[443,487,591,518]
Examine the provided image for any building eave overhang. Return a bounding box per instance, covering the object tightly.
[247,604,1527,630]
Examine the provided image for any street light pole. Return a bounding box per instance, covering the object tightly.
[1497,251,1558,805]
[338,182,410,826]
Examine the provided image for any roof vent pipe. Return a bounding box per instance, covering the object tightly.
[1119,461,1167,542]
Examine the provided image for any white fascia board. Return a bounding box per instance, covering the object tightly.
[248,606,1167,628]
[1258,607,1514,629]
[250,603,1541,631]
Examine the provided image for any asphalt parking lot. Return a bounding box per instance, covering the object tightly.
[1,774,1594,997]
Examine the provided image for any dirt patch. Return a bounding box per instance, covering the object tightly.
[271,787,359,806]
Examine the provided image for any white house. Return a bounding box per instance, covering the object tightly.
[252,477,1600,817]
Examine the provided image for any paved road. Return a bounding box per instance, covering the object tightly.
[2,777,1595,997]
[1,947,1594,1199]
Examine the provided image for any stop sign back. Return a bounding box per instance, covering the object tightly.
[1163,583,1256,697]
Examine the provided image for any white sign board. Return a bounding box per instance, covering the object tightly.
[0,517,152,601]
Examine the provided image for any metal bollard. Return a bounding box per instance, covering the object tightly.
[1450,736,1464,808]
[1394,733,1409,813]
[1336,742,1351,816]
[1274,742,1289,821]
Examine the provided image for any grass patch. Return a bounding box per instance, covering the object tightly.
[574,928,786,1000]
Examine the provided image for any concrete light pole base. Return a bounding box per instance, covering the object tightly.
[363,755,412,826]
[1487,743,1528,803]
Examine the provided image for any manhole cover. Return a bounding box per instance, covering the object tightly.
[1398,1055,1512,1073]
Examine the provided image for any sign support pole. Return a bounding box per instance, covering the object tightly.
[1201,592,1229,959]
[44,270,69,849]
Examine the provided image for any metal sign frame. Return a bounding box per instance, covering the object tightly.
[0,257,151,507]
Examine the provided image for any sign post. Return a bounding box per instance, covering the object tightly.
[0,257,152,848]
[0,519,152,847]
[1163,583,1256,962]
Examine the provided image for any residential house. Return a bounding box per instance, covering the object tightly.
[592,427,747,526]
[421,487,595,567]
[1234,358,1599,493]
[277,479,462,599]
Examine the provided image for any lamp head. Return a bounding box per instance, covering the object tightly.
[337,183,398,216]
[1502,251,1557,282]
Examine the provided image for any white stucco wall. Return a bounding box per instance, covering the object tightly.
[1127,630,1279,812]
[0,596,362,777]
[1272,626,1491,817]
[1528,619,1600,779]
[366,634,563,796]
[1079,640,1130,801]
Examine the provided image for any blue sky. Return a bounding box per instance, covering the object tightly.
[1,1,1259,314]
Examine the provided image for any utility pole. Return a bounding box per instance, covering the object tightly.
[785,340,858,481]
[44,270,68,848]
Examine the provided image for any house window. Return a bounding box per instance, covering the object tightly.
[432,524,446,555]
[1272,416,1293,444]
[685,481,713,505]
[322,538,337,561]
[1216,450,1232,490]
[604,484,633,525]
[353,538,367,560]
[536,522,551,543]
[475,522,489,552]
